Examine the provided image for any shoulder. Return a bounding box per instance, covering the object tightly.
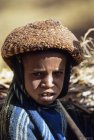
[9,105,35,130]
[9,107,28,133]
[10,106,28,121]
[8,106,36,140]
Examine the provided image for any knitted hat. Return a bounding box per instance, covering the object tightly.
[1,19,83,67]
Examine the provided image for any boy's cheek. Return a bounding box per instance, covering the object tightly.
[31,80,41,89]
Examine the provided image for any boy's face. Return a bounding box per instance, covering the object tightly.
[23,51,66,105]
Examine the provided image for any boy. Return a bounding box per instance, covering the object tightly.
[0,19,83,140]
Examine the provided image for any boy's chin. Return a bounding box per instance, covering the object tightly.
[38,98,56,105]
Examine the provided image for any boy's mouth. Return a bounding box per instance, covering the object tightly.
[39,92,56,102]
[41,92,55,97]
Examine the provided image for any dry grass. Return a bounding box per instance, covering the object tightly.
[80,28,94,58]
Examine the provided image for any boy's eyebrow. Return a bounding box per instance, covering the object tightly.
[31,69,46,72]
[54,69,64,71]
[53,69,65,73]
[32,68,65,72]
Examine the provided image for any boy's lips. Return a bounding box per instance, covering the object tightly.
[38,92,56,102]
[40,92,56,97]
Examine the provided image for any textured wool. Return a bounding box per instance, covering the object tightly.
[8,100,66,140]
[1,19,83,68]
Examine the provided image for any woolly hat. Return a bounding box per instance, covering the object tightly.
[1,19,83,68]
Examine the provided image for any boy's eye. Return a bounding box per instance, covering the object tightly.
[32,72,43,78]
[53,71,64,77]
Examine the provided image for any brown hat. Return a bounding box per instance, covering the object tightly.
[1,19,83,67]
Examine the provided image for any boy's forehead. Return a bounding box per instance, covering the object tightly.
[22,50,66,60]
[22,51,67,71]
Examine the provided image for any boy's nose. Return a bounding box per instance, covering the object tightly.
[42,75,54,88]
